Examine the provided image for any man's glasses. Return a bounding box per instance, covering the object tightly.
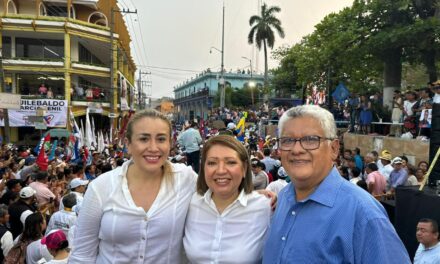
[277,136,334,151]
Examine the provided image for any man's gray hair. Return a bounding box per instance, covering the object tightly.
[278,105,337,139]
[0,204,8,218]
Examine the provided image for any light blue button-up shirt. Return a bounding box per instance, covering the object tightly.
[263,166,411,264]
[177,127,202,153]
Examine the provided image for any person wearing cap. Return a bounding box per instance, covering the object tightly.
[8,187,37,238]
[0,204,13,262]
[29,171,56,207]
[59,178,88,212]
[262,105,410,263]
[46,194,77,247]
[177,121,203,173]
[251,159,269,190]
[41,229,70,263]
[266,167,289,194]
[388,157,409,194]
[378,150,393,184]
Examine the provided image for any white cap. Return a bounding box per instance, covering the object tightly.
[227,122,236,130]
[20,210,33,225]
[392,157,403,164]
[19,187,36,199]
[69,178,89,189]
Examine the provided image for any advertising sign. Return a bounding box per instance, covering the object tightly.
[0,93,21,109]
[1,99,68,127]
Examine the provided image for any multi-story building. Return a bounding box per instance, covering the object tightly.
[173,70,264,122]
[0,0,136,143]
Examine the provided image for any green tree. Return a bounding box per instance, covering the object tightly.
[248,4,285,97]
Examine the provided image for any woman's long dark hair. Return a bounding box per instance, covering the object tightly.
[21,212,44,242]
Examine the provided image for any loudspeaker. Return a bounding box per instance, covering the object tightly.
[429,103,440,186]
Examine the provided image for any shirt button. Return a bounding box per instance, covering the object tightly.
[142,237,146,240]
[281,236,286,241]
[291,211,296,216]
[144,217,148,221]
[140,256,143,259]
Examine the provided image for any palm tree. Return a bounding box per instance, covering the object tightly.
[248,4,285,99]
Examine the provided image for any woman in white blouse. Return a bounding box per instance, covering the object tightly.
[69,109,197,263]
[183,135,272,263]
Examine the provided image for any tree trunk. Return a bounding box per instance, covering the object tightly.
[383,48,402,110]
[423,49,437,82]
[263,39,269,101]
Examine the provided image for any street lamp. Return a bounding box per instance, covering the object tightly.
[242,56,255,107]
[209,1,225,108]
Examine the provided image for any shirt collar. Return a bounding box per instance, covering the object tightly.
[423,242,440,251]
[291,166,343,208]
[202,189,248,207]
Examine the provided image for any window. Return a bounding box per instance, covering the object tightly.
[2,37,11,58]
[15,38,64,60]
[45,3,75,18]
[79,44,104,66]
[17,74,64,97]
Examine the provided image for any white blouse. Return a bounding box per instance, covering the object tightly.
[183,190,272,264]
[69,160,197,264]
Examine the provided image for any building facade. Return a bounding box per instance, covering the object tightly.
[0,0,136,143]
[173,71,263,122]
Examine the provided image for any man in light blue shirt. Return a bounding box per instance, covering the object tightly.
[388,157,408,193]
[261,148,277,173]
[263,105,410,264]
[177,121,202,173]
[414,218,440,264]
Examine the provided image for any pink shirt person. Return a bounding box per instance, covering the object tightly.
[366,169,387,196]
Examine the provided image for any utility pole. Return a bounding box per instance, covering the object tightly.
[109,7,137,142]
[137,71,150,110]
[0,47,9,143]
[219,1,226,108]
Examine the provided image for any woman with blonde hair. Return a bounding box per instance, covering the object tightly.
[70,109,197,263]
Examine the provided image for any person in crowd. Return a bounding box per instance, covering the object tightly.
[338,166,350,181]
[353,147,363,172]
[0,205,13,262]
[403,91,417,136]
[46,193,77,242]
[390,90,403,137]
[388,157,409,193]
[418,161,429,174]
[59,178,89,212]
[38,84,47,96]
[365,163,386,196]
[8,187,37,239]
[177,121,203,173]
[266,167,289,194]
[359,94,373,134]
[406,166,419,186]
[5,212,52,264]
[251,159,269,190]
[29,171,56,206]
[84,165,96,181]
[378,150,393,184]
[69,109,198,263]
[261,148,277,173]
[183,135,271,263]
[349,167,362,185]
[414,168,426,185]
[41,229,70,264]
[0,179,22,205]
[414,218,440,264]
[262,105,410,263]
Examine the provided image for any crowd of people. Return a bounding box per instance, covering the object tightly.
[0,104,436,263]
[340,84,439,139]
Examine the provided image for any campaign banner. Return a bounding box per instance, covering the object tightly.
[2,99,68,127]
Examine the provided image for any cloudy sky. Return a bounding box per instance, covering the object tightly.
[120,0,354,98]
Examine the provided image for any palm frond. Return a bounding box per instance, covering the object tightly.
[249,15,261,26]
